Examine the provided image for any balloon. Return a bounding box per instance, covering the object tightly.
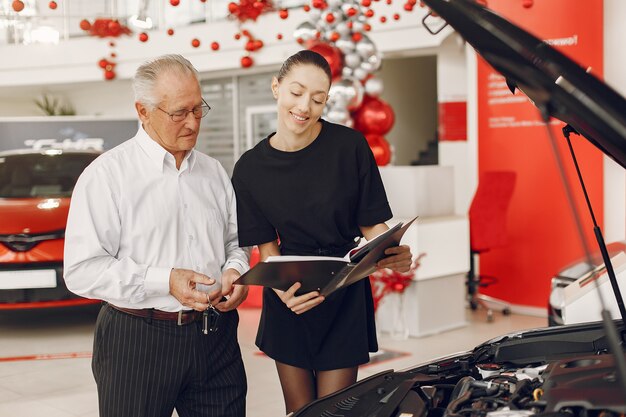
[326,106,352,126]
[344,53,361,69]
[329,76,364,111]
[342,66,354,78]
[335,38,356,54]
[353,95,395,135]
[355,34,376,59]
[365,133,391,166]
[293,21,317,44]
[366,53,382,71]
[353,67,369,81]
[364,77,384,97]
[334,21,350,37]
[308,41,344,78]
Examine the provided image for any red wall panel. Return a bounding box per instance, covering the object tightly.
[476,0,604,308]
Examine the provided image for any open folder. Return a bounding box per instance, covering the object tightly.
[236,217,417,297]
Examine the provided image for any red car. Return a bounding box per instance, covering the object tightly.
[0,149,100,309]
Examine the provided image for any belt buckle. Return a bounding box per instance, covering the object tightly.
[177,310,183,326]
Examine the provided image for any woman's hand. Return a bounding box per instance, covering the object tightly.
[274,282,325,314]
[377,244,413,273]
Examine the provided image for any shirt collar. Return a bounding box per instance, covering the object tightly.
[135,125,197,173]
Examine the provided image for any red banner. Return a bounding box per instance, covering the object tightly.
[476,0,604,308]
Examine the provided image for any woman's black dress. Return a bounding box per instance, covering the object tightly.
[232,119,392,370]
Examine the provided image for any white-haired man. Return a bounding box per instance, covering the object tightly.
[64,54,249,417]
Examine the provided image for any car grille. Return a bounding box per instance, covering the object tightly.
[0,230,65,252]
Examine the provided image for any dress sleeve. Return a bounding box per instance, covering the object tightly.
[355,135,393,226]
[231,157,278,247]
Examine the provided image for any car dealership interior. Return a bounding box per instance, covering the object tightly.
[1,0,625,416]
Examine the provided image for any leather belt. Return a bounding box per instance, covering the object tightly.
[108,304,202,325]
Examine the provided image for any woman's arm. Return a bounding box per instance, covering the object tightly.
[257,240,326,314]
[360,223,413,273]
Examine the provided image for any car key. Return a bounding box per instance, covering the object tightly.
[202,305,220,334]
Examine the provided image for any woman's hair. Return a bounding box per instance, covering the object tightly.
[276,49,332,84]
[132,54,199,110]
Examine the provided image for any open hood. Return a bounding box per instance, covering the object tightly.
[420,0,626,169]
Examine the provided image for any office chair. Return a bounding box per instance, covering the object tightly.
[467,171,516,322]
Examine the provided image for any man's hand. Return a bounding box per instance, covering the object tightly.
[169,268,220,312]
[215,268,249,312]
[377,244,413,272]
[274,282,325,315]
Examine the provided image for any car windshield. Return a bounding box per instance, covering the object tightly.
[0,152,98,198]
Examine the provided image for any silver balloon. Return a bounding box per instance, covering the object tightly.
[359,60,377,73]
[344,53,362,69]
[334,21,350,37]
[351,21,365,33]
[355,34,376,59]
[326,106,352,126]
[308,9,322,23]
[293,21,317,43]
[367,53,382,71]
[335,38,356,54]
[329,76,364,110]
[353,67,368,81]
[342,66,354,78]
[364,77,384,97]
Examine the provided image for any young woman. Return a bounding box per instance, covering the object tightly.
[232,50,412,414]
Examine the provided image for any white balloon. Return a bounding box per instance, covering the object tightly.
[334,22,350,37]
[308,9,322,23]
[327,0,343,8]
[329,76,364,110]
[353,67,368,81]
[344,53,362,69]
[360,61,376,73]
[326,106,352,126]
[293,21,317,43]
[342,66,354,78]
[365,77,384,97]
[351,21,365,33]
[335,38,356,54]
[355,35,376,59]
[367,53,382,71]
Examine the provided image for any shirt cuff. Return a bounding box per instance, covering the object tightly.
[144,266,172,296]
[223,259,249,277]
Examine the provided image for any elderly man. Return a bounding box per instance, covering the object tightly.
[64,54,249,417]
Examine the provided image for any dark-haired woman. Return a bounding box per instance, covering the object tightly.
[232,50,412,414]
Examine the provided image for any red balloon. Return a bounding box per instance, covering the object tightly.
[191,38,200,48]
[79,19,91,31]
[353,95,395,135]
[211,41,220,50]
[104,70,116,81]
[365,133,392,166]
[307,41,343,79]
[12,1,24,12]
[241,56,254,68]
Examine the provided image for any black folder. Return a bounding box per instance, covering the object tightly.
[236,217,417,297]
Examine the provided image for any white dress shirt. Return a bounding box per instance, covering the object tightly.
[64,126,249,311]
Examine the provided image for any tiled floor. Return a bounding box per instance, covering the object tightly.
[0,304,546,417]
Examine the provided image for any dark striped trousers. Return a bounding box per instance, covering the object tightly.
[92,304,247,417]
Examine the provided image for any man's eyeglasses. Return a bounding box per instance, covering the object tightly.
[157,98,211,122]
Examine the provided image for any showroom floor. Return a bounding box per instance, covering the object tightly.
[0,303,546,417]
